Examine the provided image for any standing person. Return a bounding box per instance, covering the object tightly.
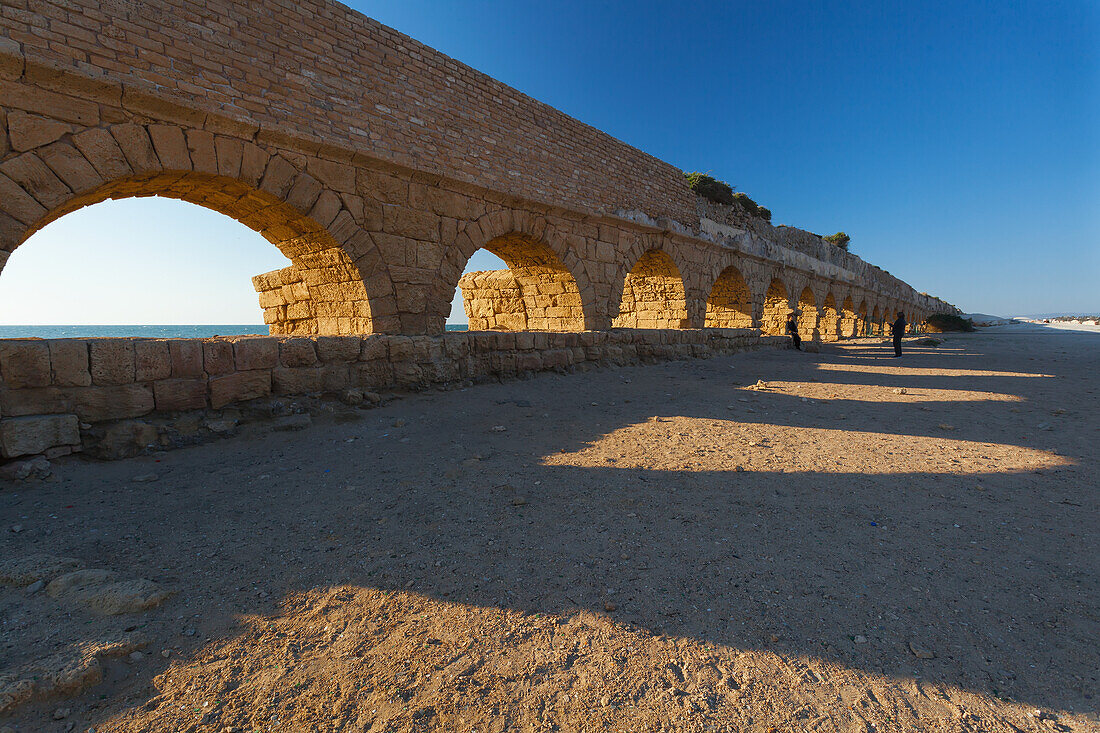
[786,314,801,351]
[891,311,906,357]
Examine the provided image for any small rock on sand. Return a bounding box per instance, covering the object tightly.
[0,554,84,587]
[46,569,172,615]
[909,641,935,659]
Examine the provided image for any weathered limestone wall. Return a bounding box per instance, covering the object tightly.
[0,2,956,341]
[613,251,689,330]
[459,271,526,332]
[0,330,779,462]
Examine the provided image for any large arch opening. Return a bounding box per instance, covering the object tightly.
[761,278,790,336]
[820,293,840,341]
[0,197,288,336]
[704,265,753,329]
[871,305,882,335]
[857,300,869,336]
[1,169,381,336]
[613,250,688,329]
[841,295,857,338]
[796,286,819,340]
[453,232,586,332]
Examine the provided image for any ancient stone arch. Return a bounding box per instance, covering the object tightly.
[796,286,819,340]
[431,209,594,333]
[857,299,869,336]
[871,305,882,335]
[820,292,841,341]
[0,121,398,335]
[612,249,689,329]
[841,295,857,338]
[760,278,790,336]
[704,265,754,329]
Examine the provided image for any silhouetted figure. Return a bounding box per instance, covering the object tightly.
[891,311,906,357]
[786,315,801,351]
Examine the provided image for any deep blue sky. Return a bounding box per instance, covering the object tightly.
[362,0,1098,316]
[2,1,1096,324]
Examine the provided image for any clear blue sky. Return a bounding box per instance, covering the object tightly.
[1,0,1096,324]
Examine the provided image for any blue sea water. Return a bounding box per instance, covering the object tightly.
[0,324,469,339]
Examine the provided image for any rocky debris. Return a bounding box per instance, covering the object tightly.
[338,388,364,406]
[908,641,935,659]
[892,388,908,395]
[0,554,84,587]
[46,569,173,615]
[269,414,312,432]
[204,417,238,434]
[0,635,147,715]
[132,473,159,483]
[0,456,52,481]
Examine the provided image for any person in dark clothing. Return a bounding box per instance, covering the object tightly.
[891,311,906,357]
[786,314,801,351]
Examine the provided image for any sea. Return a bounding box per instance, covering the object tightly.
[0,324,469,339]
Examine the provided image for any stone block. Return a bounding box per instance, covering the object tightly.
[70,384,154,422]
[233,337,278,371]
[321,364,351,392]
[272,367,323,395]
[316,336,362,362]
[89,340,135,385]
[0,386,70,417]
[209,370,271,409]
[170,340,203,377]
[134,340,171,381]
[203,340,235,375]
[48,339,91,386]
[0,340,51,388]
[354,360,393,389]
[360,336,388,361]
[0,414,80,458]
[153,379,208,411]
[7,111,73,152]
[279,338,318,367]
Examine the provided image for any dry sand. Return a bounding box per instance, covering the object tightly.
[1,326,1097,732]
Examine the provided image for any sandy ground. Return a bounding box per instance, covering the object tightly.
[1,326,1097,732]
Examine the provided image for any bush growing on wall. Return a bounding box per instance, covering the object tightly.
[684,172,772,221]
[824,232,850,250]
[684,172,735,205]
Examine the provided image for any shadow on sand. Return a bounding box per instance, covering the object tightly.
[1,331,1097,729]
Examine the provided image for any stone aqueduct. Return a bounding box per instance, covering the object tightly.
[0,1,955,459]
[0,0,951,338]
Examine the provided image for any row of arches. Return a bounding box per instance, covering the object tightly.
[453,235,928,339]
[0,119,933,338]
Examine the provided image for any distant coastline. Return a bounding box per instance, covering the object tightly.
[0,324,470,339]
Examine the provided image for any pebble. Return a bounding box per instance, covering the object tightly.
[853,635,868,644]
[161,649,172,658]
[490,425,507,432]
[132,473,159,483]
[909,641,935,659]
[25,579,45,595]
[602,600,617,612]
[892,388,908,395]
[10,524,23,533]
[392,419,406,428]
[510,496,528,506]
[53,707,70,719]
[129,651,144,662]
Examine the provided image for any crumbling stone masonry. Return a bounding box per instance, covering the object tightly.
[0,0,956,460]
